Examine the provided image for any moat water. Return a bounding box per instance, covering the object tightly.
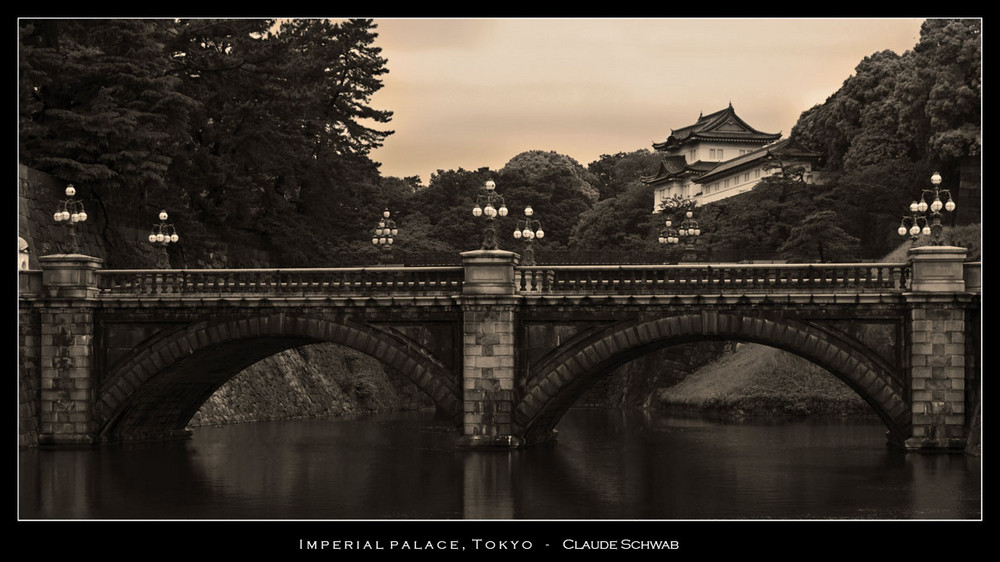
[19,408,980,522]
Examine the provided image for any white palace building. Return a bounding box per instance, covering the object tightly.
[643,104,821,212]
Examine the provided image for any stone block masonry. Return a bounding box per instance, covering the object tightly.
[904,245,975,451]
[457,249,525,447]
[39,305,97,445]
[460,302,519,445]
[905,297,971,450]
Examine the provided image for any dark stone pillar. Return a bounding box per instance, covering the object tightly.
[37,254,103,446]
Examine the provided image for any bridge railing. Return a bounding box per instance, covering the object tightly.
[97,267,465,297]
[515,263,912,295]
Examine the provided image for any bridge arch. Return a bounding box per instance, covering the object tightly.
[95,311,461,443]
[514,312,911,446]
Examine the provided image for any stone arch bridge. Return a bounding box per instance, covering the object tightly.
[18,247,980,452]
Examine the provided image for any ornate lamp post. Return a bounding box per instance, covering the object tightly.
[659,208,701,262]
[512,205,545,265]
[472,179,508,250]
[897,171,956,245]
[371,208,399,264]
[52,184,88,254]
[148,210,179,269]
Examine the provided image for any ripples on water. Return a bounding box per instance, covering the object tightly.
[19,409,981,521]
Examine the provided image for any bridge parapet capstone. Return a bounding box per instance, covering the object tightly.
[908,246,967,293]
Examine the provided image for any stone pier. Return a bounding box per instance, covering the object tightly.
[36,254,103,446]
[904,246,976,451]
[457,250,524,448]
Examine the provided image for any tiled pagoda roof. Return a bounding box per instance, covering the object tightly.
[652,104,781,152]
[640,155,717,185]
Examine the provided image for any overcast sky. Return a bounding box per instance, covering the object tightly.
[364,17,926,183]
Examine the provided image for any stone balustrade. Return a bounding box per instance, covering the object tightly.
[515,263,912,294]
[96,266,465,297]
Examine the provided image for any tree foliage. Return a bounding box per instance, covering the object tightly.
[500,150,600,205]
[571,181,658,251]
[586,150,661,200]
[698,176,822,261]
[792,19,979,212]
[20,18,394,267]
[778,210,861,263]
[20,18,979,268]
[20,20,197,215]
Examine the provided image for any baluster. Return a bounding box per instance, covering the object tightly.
[164,271,175,295]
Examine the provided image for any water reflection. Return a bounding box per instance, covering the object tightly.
[18,409,981,520]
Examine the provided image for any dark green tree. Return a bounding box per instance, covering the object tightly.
[500,150,600,205]
[792,49,907,171]
[19,19,197,219]
[586,150,661,200]
[21,18,396,268]
[402,167,497,254]
[792,18,980,193]
[163,19,394,265]
[701,176,819,261]
[825,159,931,259]
[570,181,659,252]
[895,19,981,166]
[497,153,597,251]
[778,210,861,263]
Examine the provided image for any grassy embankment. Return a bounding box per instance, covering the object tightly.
[653,342,874,417]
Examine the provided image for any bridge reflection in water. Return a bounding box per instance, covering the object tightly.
[17,410,981,520]
[18,246,980,454]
